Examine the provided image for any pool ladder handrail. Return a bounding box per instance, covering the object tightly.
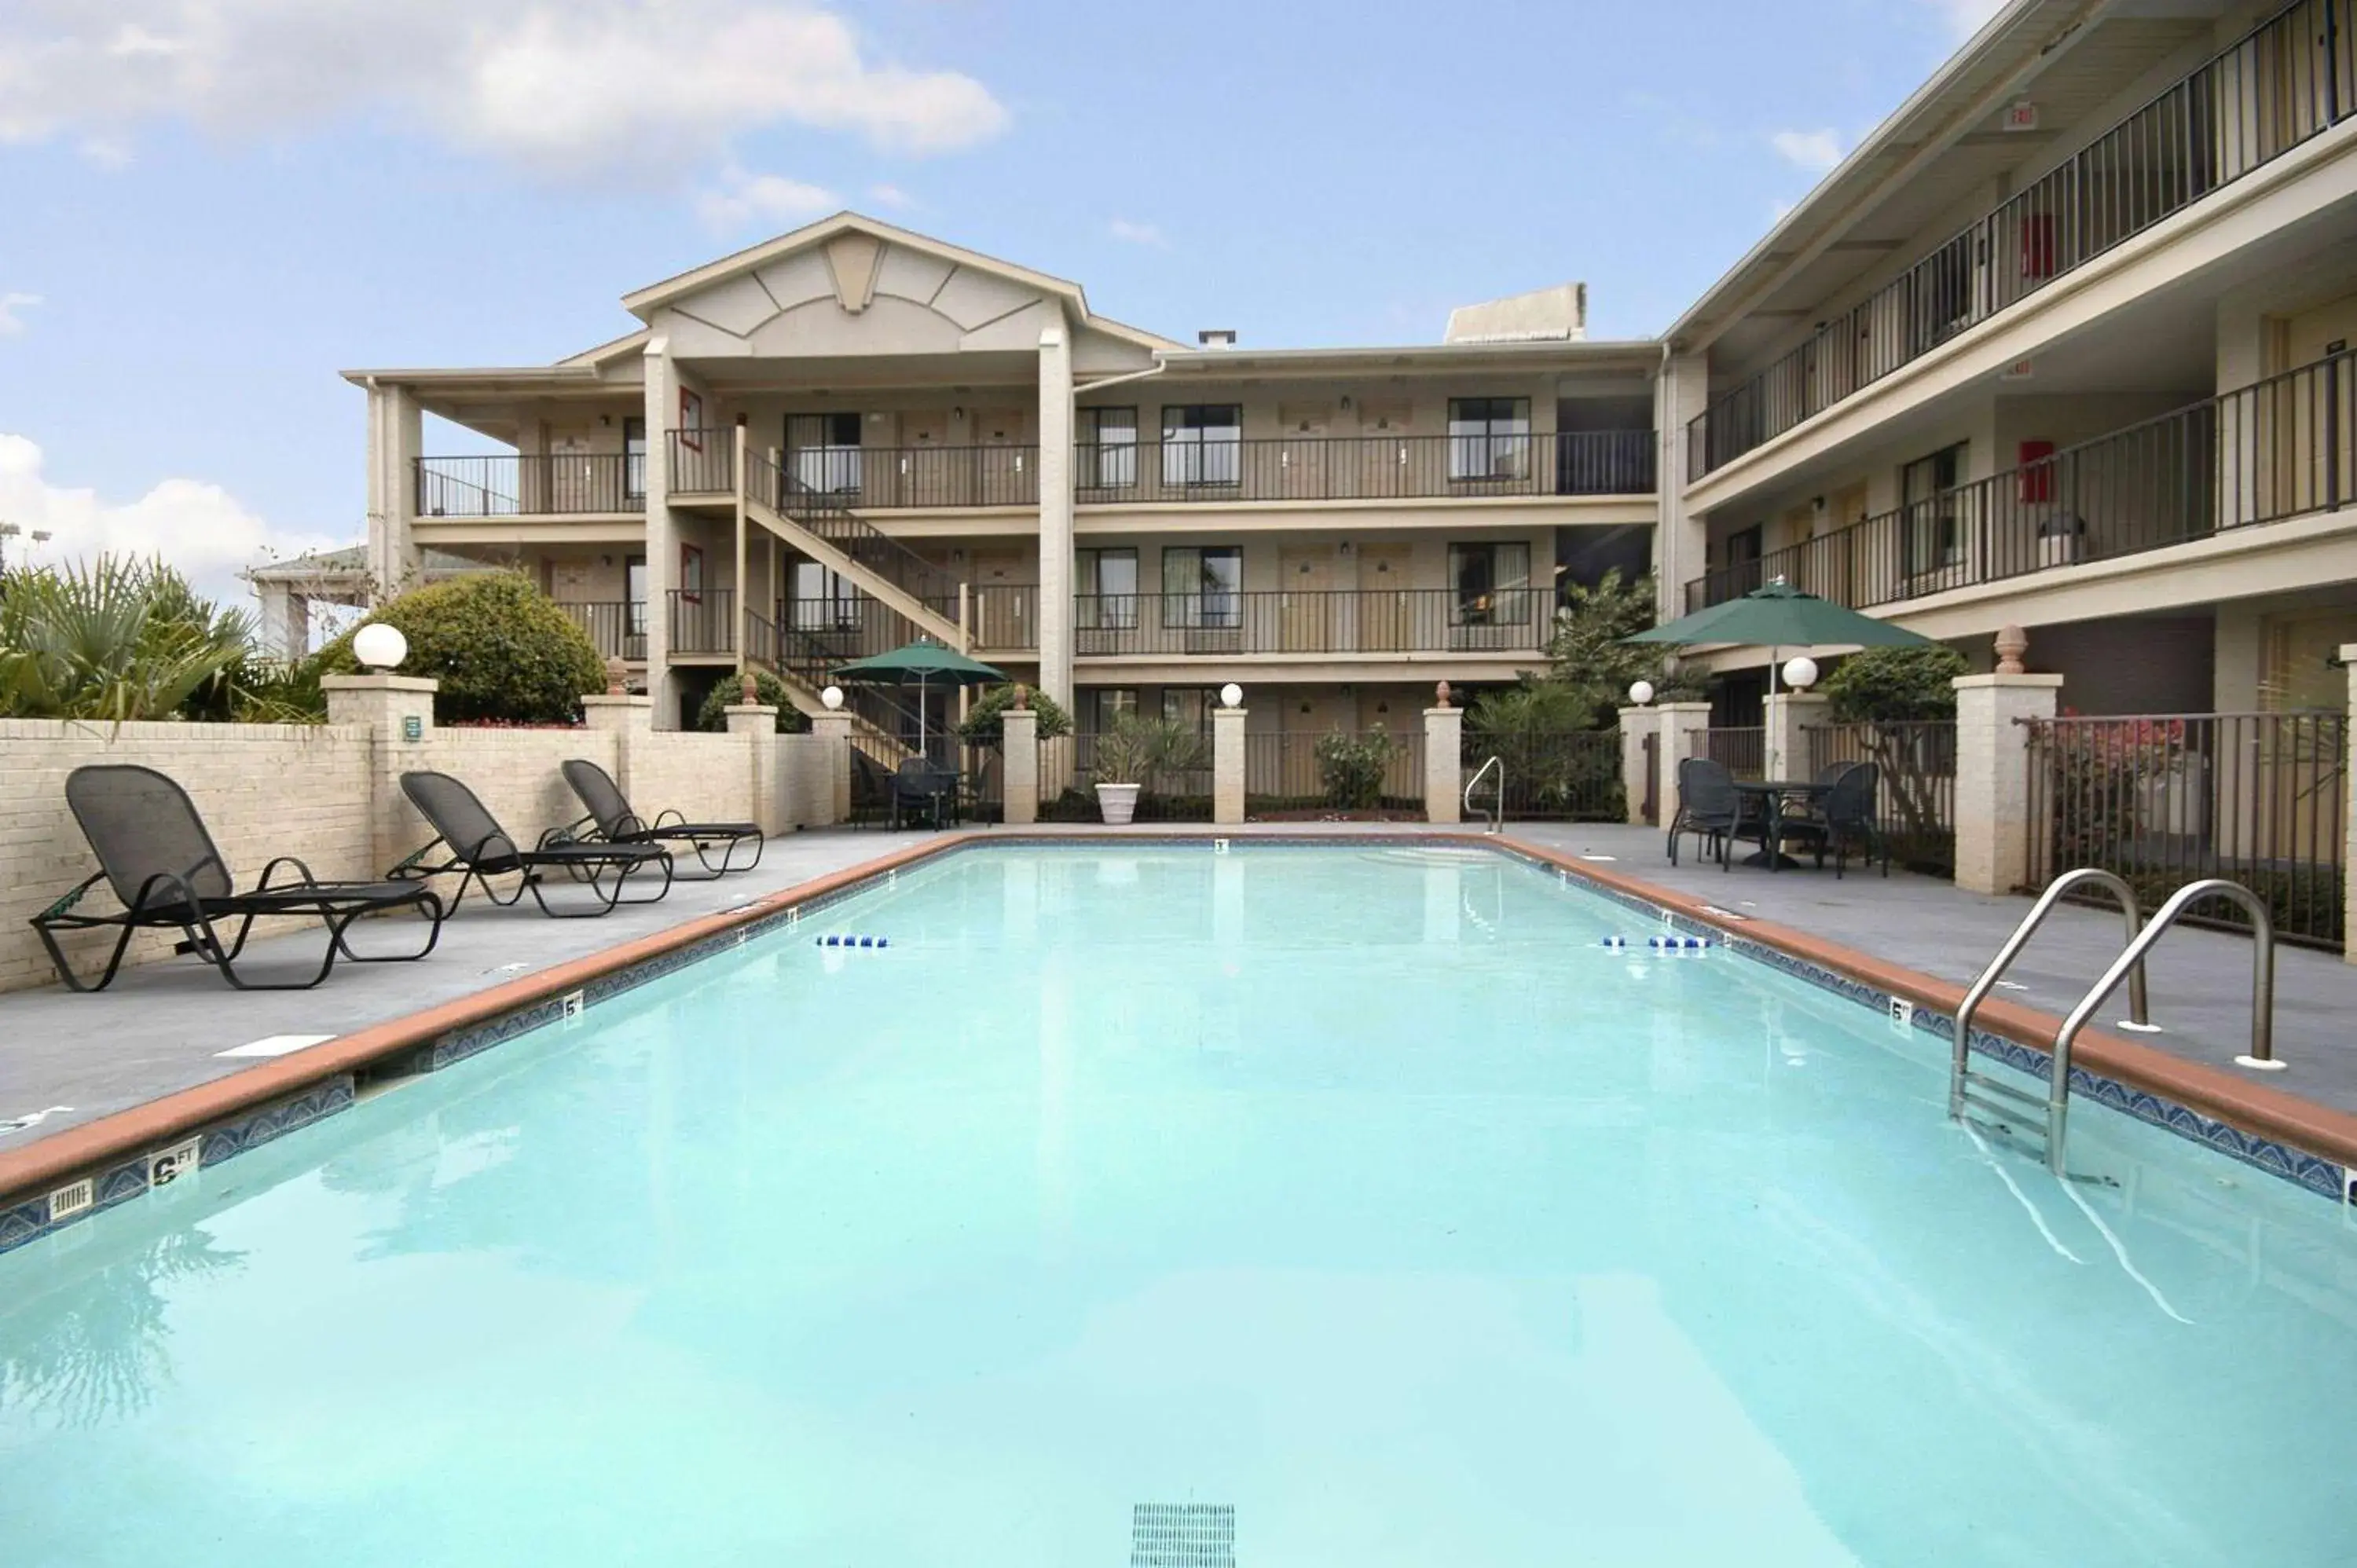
[1464,754,1503,834]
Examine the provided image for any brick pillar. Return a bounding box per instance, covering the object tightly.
[321,672,438,875]
[1952,672,2062,895]
[1424,704,1464,824]
[1002,706,1039,826]
[809,712,852,826]
[724,704,781,833]
[1655,702,1713,829]
[1616,705,1654,826]
[1764,691,1831,780]
[581,691,654,796]
[1212,705,1248,825]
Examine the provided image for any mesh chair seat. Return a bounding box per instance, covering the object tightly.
[558,759,763,876]
[397,771,675,918]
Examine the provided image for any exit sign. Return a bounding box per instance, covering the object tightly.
[2003,100,2040,132]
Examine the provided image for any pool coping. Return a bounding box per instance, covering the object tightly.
[3,828,2352,1255]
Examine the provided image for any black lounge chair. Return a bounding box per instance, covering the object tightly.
[31,764,445,991]
[392,771,674,918]
[557,759,764,876]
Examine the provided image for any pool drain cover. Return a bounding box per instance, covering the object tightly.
[1131,1503,1234,1567]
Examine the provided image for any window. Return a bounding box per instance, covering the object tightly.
[1725,524,1764,592]
[623,417,647,500]
[789,562,862,632]
[1901,443,1966,574]
[1448,541,1530,626]
[1078,689,1137,733]
[1161,405,1241,487]
[1162,687,1219,733]
[788,412,863,494]
[1076,547,1139,630]
[1161,545,1243,629]
[1449,397,1531,481]
[679,543,705,604]
[1080,406,1138,489]
[625,554,647,637]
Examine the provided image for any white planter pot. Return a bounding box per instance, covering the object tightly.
[1095,782,1141,825]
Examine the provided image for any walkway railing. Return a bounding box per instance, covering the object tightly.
[1073,587,1551,658]
[1684,344,2357,614]
[1075,430,1653,504]
[2024,710,2348,950]
[1688,726,1765,779]
[415,454,641,517]
[1805,720,1957,874]
[666,430,736,496]
[1688,0,2357,479]
[553,599,645,661]
[781,444,1040,510]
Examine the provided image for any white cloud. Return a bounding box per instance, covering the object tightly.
[867,182,915,210]
[0,293,40,335]
[1769,128,1845,173]
[1930,0,2008,40]
[1108,218,1167,247]
[694,170,838,233]
[0,2,1008,181]
[0,434,346,604]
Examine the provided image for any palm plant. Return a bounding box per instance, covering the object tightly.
[0,557,258,721]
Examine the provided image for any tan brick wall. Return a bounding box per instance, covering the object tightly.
[397,728,625,866]
[0,720,375,993]
[619,730,757,829]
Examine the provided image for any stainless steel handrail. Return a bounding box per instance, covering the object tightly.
[1464,754,1502,834]
[1951,868,2152,1127]
[2040,878,2277,1177]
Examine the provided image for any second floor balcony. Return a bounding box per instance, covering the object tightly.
[1074,587,1552,658]
[416,453,641,518]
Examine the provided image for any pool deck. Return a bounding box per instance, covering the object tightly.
[2,819,2352,1197]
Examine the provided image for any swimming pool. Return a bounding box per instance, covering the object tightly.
[2,843,2352,1566]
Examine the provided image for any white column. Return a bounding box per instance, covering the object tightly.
[1763,691,1831,780]
[1002,705,1039,826]
[364,380,423,595]
[1617,705,1655,826]
[1655,701,1713,827]
[2343,643,2356,965]
[1036,325,1075,713]
[809,711,853,826]
[1212,705,1248,825]
[322,672,438,876]
[1653,352,1710,622]
[724,703,783,833]
[1951,672,2062,895]
[1424,704,1464,824]
[643,336,681,727]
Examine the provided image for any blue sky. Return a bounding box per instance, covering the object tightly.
[0,0,1998,599]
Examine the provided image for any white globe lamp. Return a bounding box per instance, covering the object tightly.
[1627,680,1655,707]
[820,685,845,711]
[1219,683,1244,709]
[353,623,408,672]
[1781,656,1820,691]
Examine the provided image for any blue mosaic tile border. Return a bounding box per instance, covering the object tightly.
[1486,841,2353,1206]
[0,1075,357,1258]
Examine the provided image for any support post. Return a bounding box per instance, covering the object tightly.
[1655,702,1714,830]
[1424,703,1464,824]
[581,683,655,796]
[809,712,853,827]
[322,672,438,876]
[724,702,782,833]
[1002,705,1039,826]
[1617,705,1655,826]
[1763,690,1831,780]
[733,424,750,678]
[2344,643,2356,965]
[1213,705,1248,825]
[1952,672,2063,895]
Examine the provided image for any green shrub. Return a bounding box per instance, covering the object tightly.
[318,573,606,725]
[1091,713,1200,789]
[957,683,1072,748]
[1545,568,1708,713]
[693,670,813,734]
[1824,645,1969,724]
[0,556,262,722]
[1314,729,1395,809]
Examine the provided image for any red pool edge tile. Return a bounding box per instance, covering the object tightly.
[3,827,2350,1219]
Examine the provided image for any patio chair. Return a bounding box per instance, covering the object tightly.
[889,757,960,830]
[557,758,764,876]
[392,771,674,918]
[849,748,895,828]
[1666,757,1757,872]
[32,764,445,992]
[1783,761,1889,879]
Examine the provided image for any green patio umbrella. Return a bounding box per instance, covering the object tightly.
[831,639,1007,753]
[1624,578,1933,690]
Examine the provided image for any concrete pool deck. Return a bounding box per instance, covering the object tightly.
[2,819,2352,1202]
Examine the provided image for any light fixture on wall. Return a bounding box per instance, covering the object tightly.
[953,405,965,420]
[600,414,612,427]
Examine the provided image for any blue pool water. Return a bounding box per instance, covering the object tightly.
[2,844,2354,1566]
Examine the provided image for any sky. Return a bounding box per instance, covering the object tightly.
[0,0,2005,602]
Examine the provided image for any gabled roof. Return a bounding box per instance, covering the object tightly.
[619,211,1182,352]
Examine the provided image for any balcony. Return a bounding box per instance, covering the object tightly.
[1683,346,2357,615]
[1687,0,2357,482]
[415,454,640,517]
[1077,430,1652,505]
[553,600,646,661]
[1073,587,1552,658]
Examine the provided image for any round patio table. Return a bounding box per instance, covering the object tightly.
[1728,778,1835,870]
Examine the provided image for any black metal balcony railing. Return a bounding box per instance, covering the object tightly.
[667,588,739,655]
[414,455,642,518]
[1685,345,2357,614]
[1071,587,1551,658]
[1074,430,1654,504]
[553,600,646,661]
[779,444,1041,509]
[667,429,737,495]
[1688,0,2357,481]
[746,449,964,614]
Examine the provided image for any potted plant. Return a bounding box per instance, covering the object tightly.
[1089,713,1197,824]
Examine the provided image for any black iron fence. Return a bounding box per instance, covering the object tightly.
[1461,727,1624,820]
[1073,587,1551,658]
[1074,430,1653,504]
[773,444,1040,509]
[414,454,640,517]
[1244,730,1425,813]
[2025,711,2348,950]
[1688,726,1765,779]
[554,600,645,662]
[1686,345,2357,614]
[1805,721,1957,874]
[1689,0,2357,479]
[665,430,736,495]
[1062,731,1216,821]
[667,588,738,656]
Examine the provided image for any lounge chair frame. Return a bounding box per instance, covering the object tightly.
[392,771,674,918]
[554,759,764,877]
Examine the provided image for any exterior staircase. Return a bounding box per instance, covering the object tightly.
[743,448,967,649]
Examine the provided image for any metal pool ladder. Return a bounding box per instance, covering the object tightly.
[1952,870,2278,1176]
[1464,754,1502,834]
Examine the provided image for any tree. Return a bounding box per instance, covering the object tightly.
[317,572,606,725]
[0,557,256,721]
[1820,645,1971,864]
[694,670,813,734]
[1544,568,1707,717]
